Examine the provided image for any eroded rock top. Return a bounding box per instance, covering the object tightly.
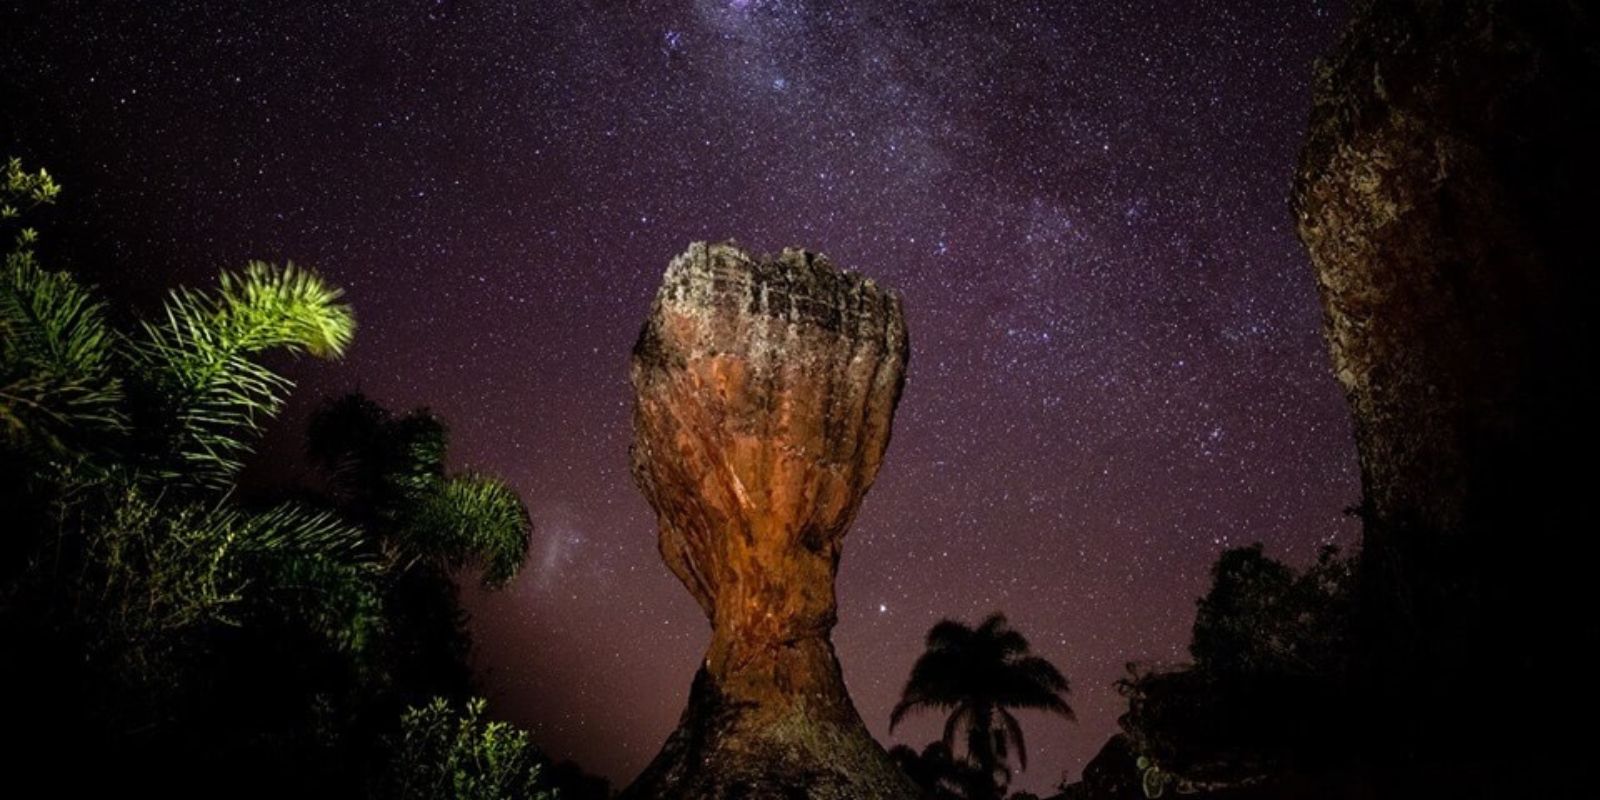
[628,240,908,631]
[633,240,907,377]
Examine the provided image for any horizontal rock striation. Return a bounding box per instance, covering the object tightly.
[622,242,917,799]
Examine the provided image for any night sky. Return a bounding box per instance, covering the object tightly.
[3,1,1359,793]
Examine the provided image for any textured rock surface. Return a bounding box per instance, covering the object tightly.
[622,242,918,799]
[1293,0,1598,765]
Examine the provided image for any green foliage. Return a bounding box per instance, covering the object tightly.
[134,261,355,486]
[1,159,377,772]
[1,161,121,455]
[414,474,533,587]
[0,157,539,796]
[388,697,555,800]
[90,488,370,640]
[2,156,61,223]
[892,613,1074,800]
[1,163,365,636]
[308,392,533,588]
[2,159,370,674]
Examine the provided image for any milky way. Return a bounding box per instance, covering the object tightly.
[3,1,1358,792]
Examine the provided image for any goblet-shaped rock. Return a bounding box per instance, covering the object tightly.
[622,242,918,799]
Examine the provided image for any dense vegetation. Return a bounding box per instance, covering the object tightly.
[0,158,559,798]
[1033,543,1361,800]
[1117,543,1358,796]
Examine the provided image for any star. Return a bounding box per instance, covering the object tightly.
[1,1,1360,793]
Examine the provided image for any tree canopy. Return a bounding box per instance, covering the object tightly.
[0,157,549,799]
[892,613,1074,800]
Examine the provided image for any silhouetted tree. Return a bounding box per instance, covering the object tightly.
[1116,544,1358,795]
[288,392,538,784]
[892,613,1074,800]
[542,758,615,800]
[1190,543,1354,678]
[890,741,992,800]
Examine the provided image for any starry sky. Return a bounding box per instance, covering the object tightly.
[3,1,1359,793]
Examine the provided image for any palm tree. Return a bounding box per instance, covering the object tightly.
[306,392,532,588]
[891,613,1074,800]
[2,156,365,641]
[302,392,534,708]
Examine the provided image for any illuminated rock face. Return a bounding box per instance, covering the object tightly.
[622,242,918,799]
[1293,0,1599,760]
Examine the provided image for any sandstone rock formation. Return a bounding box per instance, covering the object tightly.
[621,242,919,799]
[1293,0,1598,767]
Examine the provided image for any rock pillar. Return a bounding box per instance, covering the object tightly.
[622,242,919,799]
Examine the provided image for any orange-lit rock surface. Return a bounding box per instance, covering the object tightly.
[621,242,918,799]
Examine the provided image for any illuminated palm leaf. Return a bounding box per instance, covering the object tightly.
[308,393,533,588]
[407,474,532,588]
[0,163,123,455]
[131,261,354,486]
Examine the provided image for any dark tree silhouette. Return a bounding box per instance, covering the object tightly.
[1114,544,1358,797]
[892,613,1074,800]
[307,392,531,588]
[889,741,1000,800]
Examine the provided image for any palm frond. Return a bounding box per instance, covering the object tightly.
[999,708,1027,770]
[925,617,975,649]
[239,503,381,652]
[132,261,354,486]
[214,261,355,357]
[389,410,448,489]
[990,627,1030,657]
[86,489,370,641]
[976,612,1011,640]
[942,702,976,752]
[235,502,369,561]
[0,250,124,452]
[891,690,956,731]
[408,474,531,587]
